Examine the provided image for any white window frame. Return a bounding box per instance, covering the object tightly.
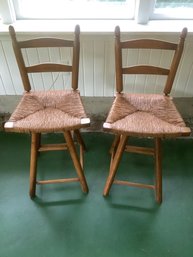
[1,0,193,25]
[1,0,135,23]
[1,0,16,24]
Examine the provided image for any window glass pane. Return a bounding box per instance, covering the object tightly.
[155,0,193,8]
[153,0,193,19]
[13,0,135,19]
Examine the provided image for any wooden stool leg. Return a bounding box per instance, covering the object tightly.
[29,133,39,198]
[109,135,120,154]
[64,130,88,193]
[155,138,162,204]
[74,129,86,151]
[109,135,120,169]
[74,130,85,168]
[36,133,41,149]
[103,134,128,196]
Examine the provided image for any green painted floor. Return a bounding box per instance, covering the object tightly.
[0,132,193,257]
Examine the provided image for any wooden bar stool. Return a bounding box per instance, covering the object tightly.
[103,26,191,203]
[4,25,90,198]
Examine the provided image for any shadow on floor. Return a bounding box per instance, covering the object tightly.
[0,131,193,257]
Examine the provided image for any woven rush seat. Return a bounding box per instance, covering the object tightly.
[5,90,89,133]
[104,93,190,137]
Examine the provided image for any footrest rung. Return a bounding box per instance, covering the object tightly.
[38,143,68,152]
[113,179,155,190]
[125,145,155,156]
[37,178,79,184]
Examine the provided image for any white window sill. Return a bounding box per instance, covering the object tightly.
[1,19,193,35]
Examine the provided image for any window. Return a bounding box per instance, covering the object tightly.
[12,0,135,20]
[136,0,193,24]
[151,0,193,20]
[1,0,193,24]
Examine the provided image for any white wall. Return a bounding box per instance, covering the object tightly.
[0,31,193,97]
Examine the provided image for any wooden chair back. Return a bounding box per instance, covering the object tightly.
[115,26,187,95]
[9,25,80,92]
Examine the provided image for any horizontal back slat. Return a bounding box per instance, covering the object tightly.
[19,38,74,48]
[122,65,170,75]
[121,39,177,50]
[26,63,72,73]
